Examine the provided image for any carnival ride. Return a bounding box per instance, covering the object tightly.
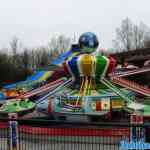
[35,49,150,121]
[0,69,66,115]
[0,40,150,120]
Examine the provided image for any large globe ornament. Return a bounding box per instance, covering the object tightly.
[78,32,99,53]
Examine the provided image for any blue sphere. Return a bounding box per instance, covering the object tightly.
[79,32,99,53]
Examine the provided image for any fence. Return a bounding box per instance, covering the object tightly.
[0,118,150,150]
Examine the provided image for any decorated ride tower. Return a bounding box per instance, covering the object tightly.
[49,32,120,120]
[64,32,116,85]
[38,32,149,122]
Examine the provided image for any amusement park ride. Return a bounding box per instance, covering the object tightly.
[0,32,150,122]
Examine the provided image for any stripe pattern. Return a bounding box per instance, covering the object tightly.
[65,53,112,80]
[91,98,111,111]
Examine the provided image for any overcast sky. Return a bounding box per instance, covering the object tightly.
[0,0,150,49]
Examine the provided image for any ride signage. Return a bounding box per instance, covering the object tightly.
[120,112,150,150]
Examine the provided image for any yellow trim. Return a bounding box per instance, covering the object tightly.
[38,71,52,82]
[76,77,85,106]
[67,52,78,61]
[112,100,124,109]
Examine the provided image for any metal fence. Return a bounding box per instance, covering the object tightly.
[0,118,149,150]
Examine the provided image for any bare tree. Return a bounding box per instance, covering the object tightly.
[37,47,50,67]
[48,34,71,58]
[113,18,150,51]
[10,36,19,56]
[132,23,150,49]
[9,36,21,66]
[113,18,133,51]
[22,49,30,69]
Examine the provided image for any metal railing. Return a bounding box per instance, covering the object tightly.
[0,118,149,150]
